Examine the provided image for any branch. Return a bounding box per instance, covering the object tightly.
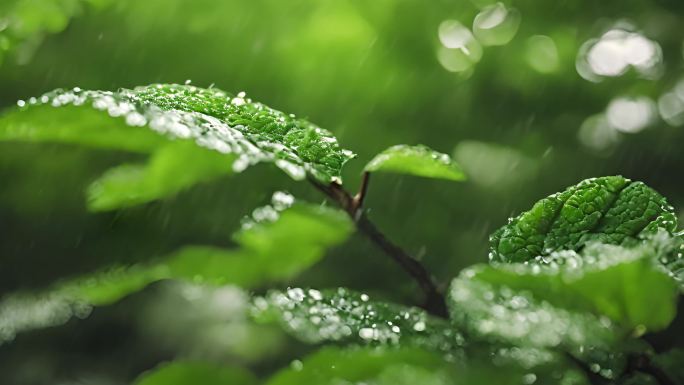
[309,177,448,318]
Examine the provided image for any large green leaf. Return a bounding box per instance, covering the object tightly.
[134,361,257,385]
[252,287,465,354]
[0,192,353,343]
[489,176,678,263]
[364,144,465,181]
[448,241,679,353]
[5,84,354,182]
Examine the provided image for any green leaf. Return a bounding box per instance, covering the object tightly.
[448,241,679,353]
[134,361,257,385]
[86,141,236,211]
[3,84,355,183]
[364,144,465,181]
[489,176,678,263]
[0,193,353,342]
[252,287,465,353]
[266,346,589,385]
[266,347,457,385]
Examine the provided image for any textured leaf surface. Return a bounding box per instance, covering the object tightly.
[2,84,355,186]
[490,176,677,263]
[364,144,465,181]
[134,362,257,385]
[0,193,353,343]
[252,287,465,353]
[448,241,679,352]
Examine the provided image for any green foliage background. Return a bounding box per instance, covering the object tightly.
[1,0,684,384]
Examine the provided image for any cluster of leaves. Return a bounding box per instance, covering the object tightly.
[0,84,683,384]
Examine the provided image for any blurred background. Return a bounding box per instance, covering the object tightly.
[2,0,684,383]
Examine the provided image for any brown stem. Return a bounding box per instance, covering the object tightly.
[309,177,448,318]
[351,171,371,215]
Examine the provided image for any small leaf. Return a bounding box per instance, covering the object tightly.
[2,84,355,185]
[489,176,677,263]
[364,144,465,181]
[87,141,236,211]
[134,361,257,385]
[448,241,679,353]
[252,287,465,353]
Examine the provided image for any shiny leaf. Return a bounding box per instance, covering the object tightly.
[364,144,465,181]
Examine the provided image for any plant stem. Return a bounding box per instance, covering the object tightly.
[309,177,448,318]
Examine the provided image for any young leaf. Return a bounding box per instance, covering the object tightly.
[134,361,257,385]
[489,176,677,263]
[0,193,353,342]
[2,84,355,185]
[87,141,236,211]
[252,287,465,354]
[363,144,465,181]
[448,241,679,353]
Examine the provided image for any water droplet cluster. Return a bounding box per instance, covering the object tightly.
[252,287,465,353]
[19,84,355,182]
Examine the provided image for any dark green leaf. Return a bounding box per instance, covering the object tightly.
[364,144,465,181]
[489,176,677,263]
[134,361,257,385]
